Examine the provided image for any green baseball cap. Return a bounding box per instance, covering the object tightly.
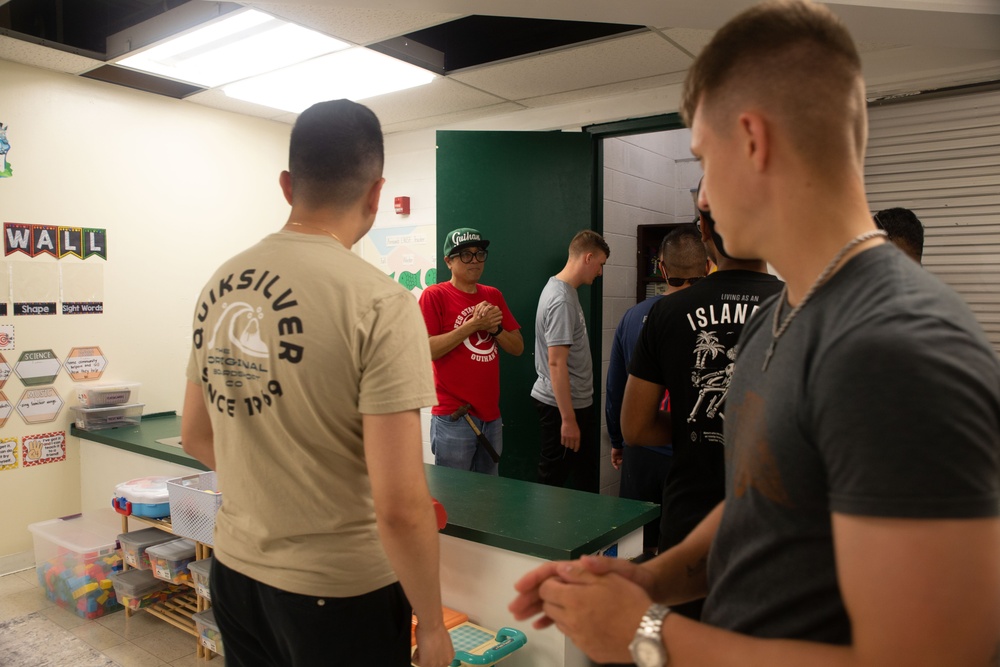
[443,228,490,257]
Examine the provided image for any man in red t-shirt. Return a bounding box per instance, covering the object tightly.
[419,228,523,474]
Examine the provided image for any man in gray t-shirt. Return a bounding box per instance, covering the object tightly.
[531,230,609,490]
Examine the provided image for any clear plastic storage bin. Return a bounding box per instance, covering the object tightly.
[76,382,141,407]
[72,403,144,431]
[109,568,184,611]
[192,608,225,656]
[146,538,196,584]
[28,509,123,619]
[117,527,174,570]
[187,557,212,601]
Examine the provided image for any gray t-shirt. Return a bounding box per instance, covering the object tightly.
[531,276,594,409]
[704,243,1000,643]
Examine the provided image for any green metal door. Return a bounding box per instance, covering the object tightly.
[436,130,600,490]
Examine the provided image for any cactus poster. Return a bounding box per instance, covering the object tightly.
[0,123,11,178]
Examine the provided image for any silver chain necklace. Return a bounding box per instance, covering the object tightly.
[762,229,887,372]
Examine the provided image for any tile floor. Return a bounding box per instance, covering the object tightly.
[0,568,223,666]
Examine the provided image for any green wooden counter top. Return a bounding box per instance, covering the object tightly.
[71,411,209,471]
[73,414,658,561]
[426,464,658,561]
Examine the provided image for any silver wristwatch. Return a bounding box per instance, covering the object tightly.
[628,603,671,667]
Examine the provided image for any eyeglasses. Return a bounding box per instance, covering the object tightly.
[666,276,702,287]
[873,212,884,230]
[451,249,488,263]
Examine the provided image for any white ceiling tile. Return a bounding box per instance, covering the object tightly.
[381,102,524,134]
[244,2,463,45]
[450,32,692,101]
[517,71,686,108]
[361,78,508,126]
[0,36,102,76]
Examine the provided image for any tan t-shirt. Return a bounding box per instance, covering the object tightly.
[186,231,436,598]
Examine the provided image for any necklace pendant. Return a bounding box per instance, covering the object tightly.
[762,340,776,372]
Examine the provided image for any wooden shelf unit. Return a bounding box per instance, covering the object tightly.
[119,513,217,660]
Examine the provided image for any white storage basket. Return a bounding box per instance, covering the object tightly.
[166,472,222,546]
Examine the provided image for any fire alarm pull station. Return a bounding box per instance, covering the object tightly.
[394,196,410,215]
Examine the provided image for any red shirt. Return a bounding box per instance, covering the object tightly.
[418,282,519,421]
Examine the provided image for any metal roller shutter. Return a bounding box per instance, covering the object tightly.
[865,86,1000,354]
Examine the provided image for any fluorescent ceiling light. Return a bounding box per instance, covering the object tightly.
[117,9,349,88]
[223,48,437,113]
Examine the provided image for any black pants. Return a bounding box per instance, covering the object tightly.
[619,446,672,552]
[534,398,599,492]
[210,557,412,666]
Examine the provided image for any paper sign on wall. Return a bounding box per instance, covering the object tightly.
[10,263,58,316]
[0,392,12,428]
[4,223,106,259]
[16,388,63,424]
[61,264,104,315]
[0,122,11,178]
[22,432,66,467]
[64,347,108,381]
[14,350,61,386]
[0,438,17,470]
[0,325,14,350]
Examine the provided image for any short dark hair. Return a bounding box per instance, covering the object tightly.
[681,0,866,171]
[660,224,707,275]
[875,207,924,262]
[569,230,611,259]
[288,99,384,208]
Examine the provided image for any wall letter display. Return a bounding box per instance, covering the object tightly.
[4,223,106,259]
[0,438,17,471]
[61,264,104,315]
[0,354,9,388]
[21,432,66,467]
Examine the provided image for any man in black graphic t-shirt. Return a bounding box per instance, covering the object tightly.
[624,185,782,618]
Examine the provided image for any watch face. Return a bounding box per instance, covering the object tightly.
[630,637,665,667]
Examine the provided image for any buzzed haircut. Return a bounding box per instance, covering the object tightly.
[875,207,924,262]
[660,223,708,275]
[569,230,611,259]
[681,0,867,171]
[288,99,384,209]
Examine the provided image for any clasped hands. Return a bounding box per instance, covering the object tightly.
[508,555,655,664]
[469,301,503,333]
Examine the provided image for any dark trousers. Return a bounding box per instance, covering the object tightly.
[619,446,672,552]
[210,557,412,666]
[534,398,599,492]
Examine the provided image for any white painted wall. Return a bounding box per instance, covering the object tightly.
[0,59,291,562]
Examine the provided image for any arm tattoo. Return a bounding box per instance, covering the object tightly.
[685,556,707,579]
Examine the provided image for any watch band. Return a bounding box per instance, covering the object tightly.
[491,323,504,337]
[638,603,671,635]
